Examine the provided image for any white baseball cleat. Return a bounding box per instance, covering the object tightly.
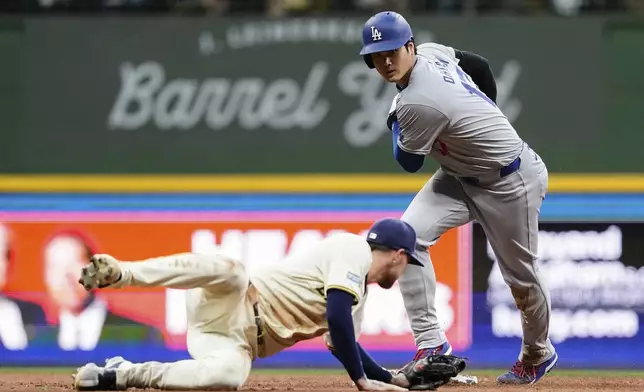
[73,362,120,391]
[105,356,133,371]
[78,254,122,291]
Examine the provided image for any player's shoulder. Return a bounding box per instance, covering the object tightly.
[398,61,444,106]
[416,42,458,63]
[323,232,372,260]
[323,232,370,250]
[396,82,445,120]
[397,45,460,115]
[323,233,373,270]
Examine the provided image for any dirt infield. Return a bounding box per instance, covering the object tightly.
[1,372,643,392]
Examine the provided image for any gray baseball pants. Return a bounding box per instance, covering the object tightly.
[398,144,555,364]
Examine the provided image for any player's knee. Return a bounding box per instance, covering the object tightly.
[399,216,443,247]
[210,375,243,391]
[196,360,245,390]
[195,376,241,391]
[509,285,530,311]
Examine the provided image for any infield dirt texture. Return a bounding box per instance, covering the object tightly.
[1,369,643,392]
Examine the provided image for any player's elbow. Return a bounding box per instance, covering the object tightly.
[395,150,424,173]
[399,161,423,173]
[194,358,246,390]
[323,332,335,351]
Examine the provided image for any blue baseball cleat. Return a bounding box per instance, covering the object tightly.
[497,352,559,384]
[394,342,453,375]
[413,342,454,359]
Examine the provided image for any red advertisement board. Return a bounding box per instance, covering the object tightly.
[0,219,472,352]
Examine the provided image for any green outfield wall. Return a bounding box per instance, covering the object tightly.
[0,16,642,173]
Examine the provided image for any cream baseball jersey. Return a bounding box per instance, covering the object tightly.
[249,232,371,357]
[390,42,524,177]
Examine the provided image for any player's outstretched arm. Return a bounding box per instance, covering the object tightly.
[454,49,497,103]
[326,289,406,391]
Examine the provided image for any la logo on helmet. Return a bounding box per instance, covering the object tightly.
[371,26,382,41]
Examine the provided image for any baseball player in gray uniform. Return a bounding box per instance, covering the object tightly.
[359,11,557,385]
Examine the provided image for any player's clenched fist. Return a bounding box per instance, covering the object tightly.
[356,377,408,391]
[78,254,122,291]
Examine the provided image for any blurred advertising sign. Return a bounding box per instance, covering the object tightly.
[0,17,610,174]
[474,222,644,345]
[0,219,472,356]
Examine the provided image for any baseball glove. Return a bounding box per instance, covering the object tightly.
[400,354,467,390]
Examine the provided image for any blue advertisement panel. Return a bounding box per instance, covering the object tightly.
[468,221,644,369]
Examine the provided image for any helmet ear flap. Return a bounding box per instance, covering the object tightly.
[363,54,375,69]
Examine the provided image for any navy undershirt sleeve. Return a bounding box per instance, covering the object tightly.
[326,289,365,382]
[454,49,497,104]
[327,289,394,383]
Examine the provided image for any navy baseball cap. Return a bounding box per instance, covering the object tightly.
[366,218,423,266]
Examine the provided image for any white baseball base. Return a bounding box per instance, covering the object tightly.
[450,374,479,385]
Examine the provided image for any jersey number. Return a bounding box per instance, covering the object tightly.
[456,67,496,107]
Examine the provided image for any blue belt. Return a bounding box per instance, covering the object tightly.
[462,156,522,185]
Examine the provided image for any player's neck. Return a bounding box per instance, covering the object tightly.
[396,56,417,90]
[366,263,386,284]
[366,267,380,284]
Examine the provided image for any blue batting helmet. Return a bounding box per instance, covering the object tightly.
[359,11,414,69]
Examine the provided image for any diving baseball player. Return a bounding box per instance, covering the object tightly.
[72,218,467,391]
[359,12,557,385]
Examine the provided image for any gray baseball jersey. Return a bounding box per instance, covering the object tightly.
[393,43,523,177]
[393,43,555,366]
